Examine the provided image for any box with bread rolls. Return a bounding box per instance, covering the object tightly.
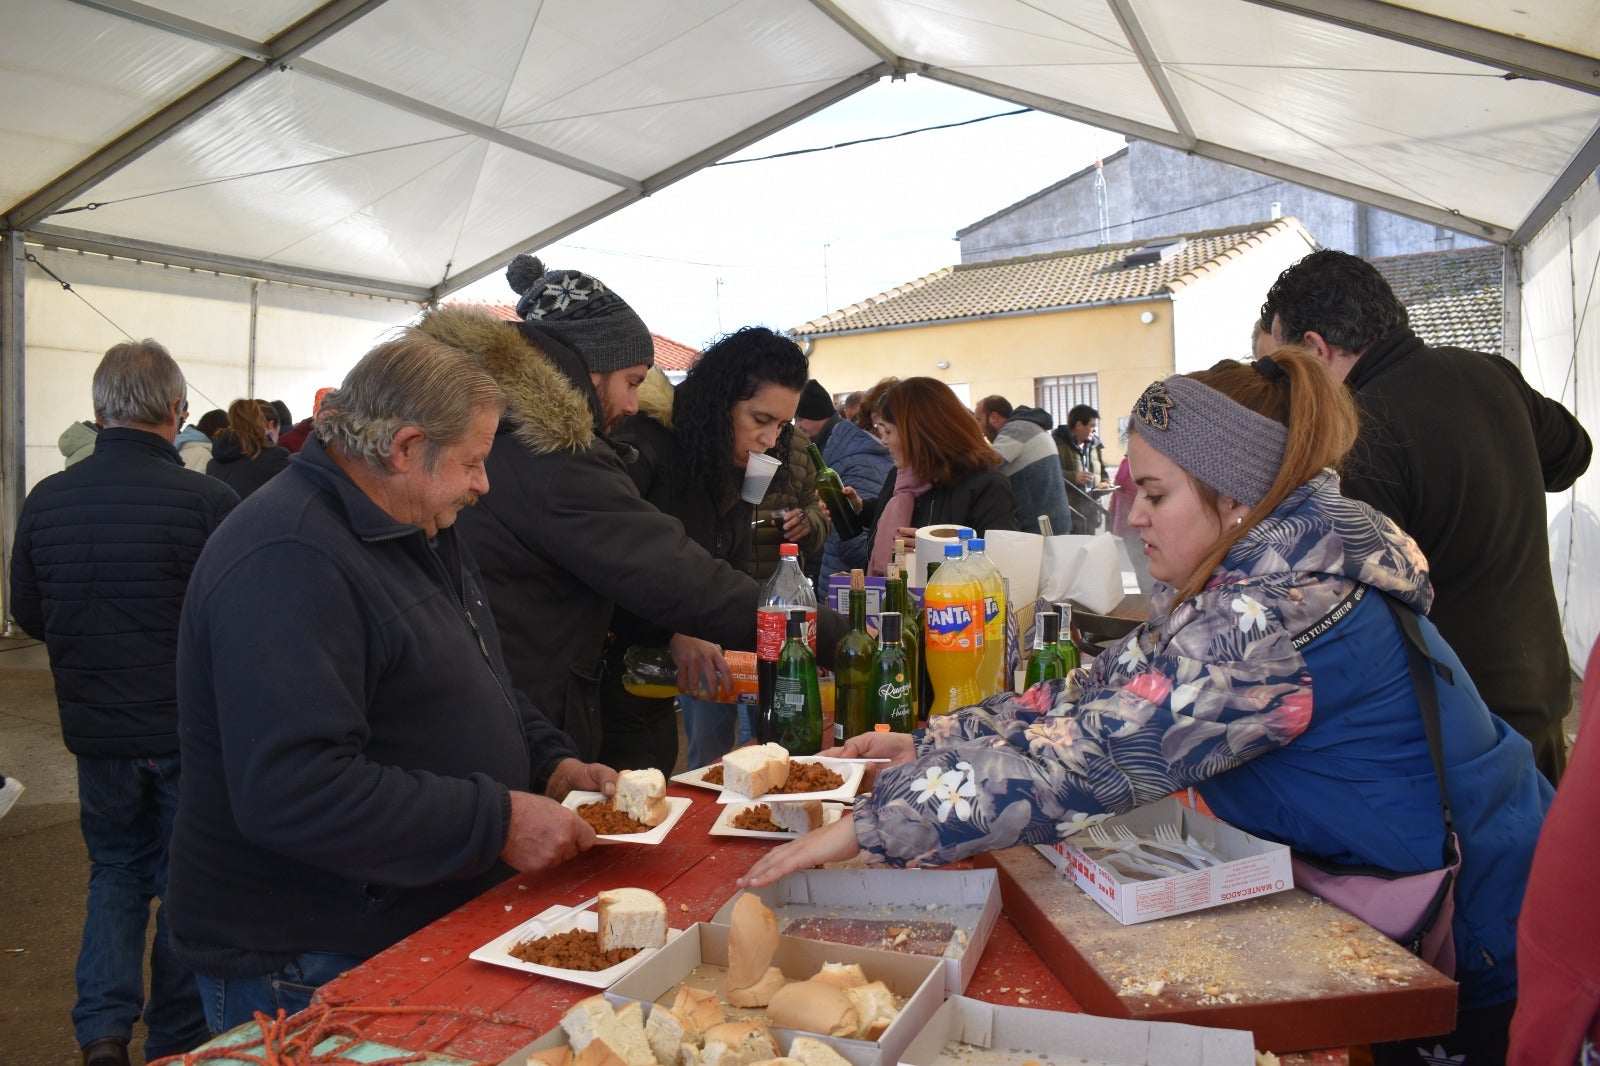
[709,869,1000,996]
[603,920,943,1066]
[898,995,1256,1066]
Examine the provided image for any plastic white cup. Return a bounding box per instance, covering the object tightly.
[741,452,783,504]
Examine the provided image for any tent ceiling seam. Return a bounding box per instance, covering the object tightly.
[1239,0,1600,98]
[63,0,269,59]
[2,0,393,231]
[804,0,905,73]
[289,61,644,192]
[1106,0,1196,147]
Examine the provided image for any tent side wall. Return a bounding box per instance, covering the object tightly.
[1521,172,1600,678]
[20,247,418,491]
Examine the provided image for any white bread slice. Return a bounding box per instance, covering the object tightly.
[573,1042,627,1066]
[614,768,669,826]
[842,981,898,1040]
[725,893,779,991]
[596,888,667,952]
[726,965,786,1008]
[722,743,789,798]
[644,1005,691,1066]
[767,981,858,1038]
[558,995,655,1066]
[787,1037,854,1066]
[671,984,725,1036]
[698,1021,778,1066]
[809,963,867,990]
[767,800,823,834]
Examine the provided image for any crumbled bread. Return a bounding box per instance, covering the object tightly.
[596,887,667,953]
[809,962,867,990]
[614,769,669,826]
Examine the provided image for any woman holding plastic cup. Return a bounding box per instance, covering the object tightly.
[605,327,829,770]
[743,349,1549,1062]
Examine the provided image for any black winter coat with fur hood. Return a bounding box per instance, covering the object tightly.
[419,307,762,761]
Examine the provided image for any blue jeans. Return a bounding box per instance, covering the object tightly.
[680,696,755,769]
[195,951,367,1035]
[73,754,209,1058]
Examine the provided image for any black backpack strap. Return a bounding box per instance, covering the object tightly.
[1380,595,1457,856]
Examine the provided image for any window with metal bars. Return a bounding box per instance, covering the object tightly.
[1035,373,1098,427]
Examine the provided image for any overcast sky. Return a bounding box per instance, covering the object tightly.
[456,75,1126,349]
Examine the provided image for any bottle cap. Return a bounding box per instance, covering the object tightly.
[1039,611,1060,642]
[943,543,963,558]
[879,611,902,643]
[968,537,985,551]
[780,543,799,557]
[875,723,891,732]
[958,527,975,539]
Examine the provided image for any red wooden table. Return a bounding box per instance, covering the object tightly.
[312,785,1346,1065]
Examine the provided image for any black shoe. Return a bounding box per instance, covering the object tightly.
[81,1037,129,1066]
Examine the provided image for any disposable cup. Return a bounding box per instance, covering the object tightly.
[740,452,782,504]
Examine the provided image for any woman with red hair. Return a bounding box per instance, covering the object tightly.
[858,377,1018,576]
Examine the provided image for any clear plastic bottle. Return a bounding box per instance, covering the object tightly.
[922,542,985,714]
[756,542,816,742]
[964,536,1008,696]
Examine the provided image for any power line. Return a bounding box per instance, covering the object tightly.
[712,108,1032,166]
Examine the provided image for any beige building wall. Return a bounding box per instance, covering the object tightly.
[801,298,1175,467]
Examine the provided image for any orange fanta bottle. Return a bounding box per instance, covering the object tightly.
[922,542,985,715]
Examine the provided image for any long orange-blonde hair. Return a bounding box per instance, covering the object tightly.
[226,398,279,459]
[877,377,1000,487]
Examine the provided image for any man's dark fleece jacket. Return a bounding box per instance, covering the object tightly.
[167,436,578,979]
[1340,327,1591,783]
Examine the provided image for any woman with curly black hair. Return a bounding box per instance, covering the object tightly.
[605,326,829,771]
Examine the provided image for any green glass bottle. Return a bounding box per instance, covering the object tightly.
[914,560,939,718]
[870,612,916,733]
[833,569,877,744]
[1024,610,1068,688]
[806,441,863,541]
[772,607,823,754]
[885,564,921,717]
[1056,602,1082,673]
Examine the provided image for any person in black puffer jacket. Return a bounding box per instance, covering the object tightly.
[10,338,236,1066]
[206,398,289,500]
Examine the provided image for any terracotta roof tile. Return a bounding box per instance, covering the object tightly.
[1371,246,1503,355]
[439,300,699,368]
[792,219,1309,336]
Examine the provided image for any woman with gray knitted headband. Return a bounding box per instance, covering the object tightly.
[744,346,1548,1062]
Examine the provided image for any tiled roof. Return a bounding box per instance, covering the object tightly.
[792,219,1311,336]
[1372,246,1503,355]
[439,300,699,369]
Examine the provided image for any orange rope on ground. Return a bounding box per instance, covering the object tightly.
[146,1002,530,1066]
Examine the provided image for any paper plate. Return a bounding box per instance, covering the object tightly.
[469,903,682,988]
[561,792,691,844]
[714,758,865,805]
[709,801,846,840]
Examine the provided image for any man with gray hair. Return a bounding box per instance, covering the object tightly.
[166,329,618,1035]
[10,338,235,1066]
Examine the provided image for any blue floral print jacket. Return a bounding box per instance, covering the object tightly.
[853,471,1434,864]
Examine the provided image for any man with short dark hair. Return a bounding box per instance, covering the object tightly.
[1261,248,1592,784]
[167,330,616,1034]
[1056,404,1101,534]
[10,339,234,1066]
[976,395,1072,535]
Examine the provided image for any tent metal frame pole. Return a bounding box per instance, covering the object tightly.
[435,64,893,297]
[920,65,1511,243]
[1,231,25,629]
[1106,0,1197,147]
[28,224,431,303]
[63,0,270,59]
[3,0,392,231]
[804,0,903,70]
[1502,243,1523,368]
[1511,120,1600,246]
[1239,0,1600,98]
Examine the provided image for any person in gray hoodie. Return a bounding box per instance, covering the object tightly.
[976,396,1073,535]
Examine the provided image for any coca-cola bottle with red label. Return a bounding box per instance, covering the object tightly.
[755,542,816,743]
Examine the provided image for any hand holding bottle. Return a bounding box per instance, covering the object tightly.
[669,633,729,699]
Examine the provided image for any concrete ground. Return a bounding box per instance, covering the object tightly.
[0,634,1586,1066]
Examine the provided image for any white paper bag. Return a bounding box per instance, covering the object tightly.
[1038,532,1125,615]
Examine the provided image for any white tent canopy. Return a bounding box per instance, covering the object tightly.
[3,0,1598,658]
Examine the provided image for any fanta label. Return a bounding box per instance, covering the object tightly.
[925,603,984,651]
[983,595,1000,625]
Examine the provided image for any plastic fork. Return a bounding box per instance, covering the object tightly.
[1153,823,1224,867]
[1107,824,1208,871]
[1084,825,1188,876]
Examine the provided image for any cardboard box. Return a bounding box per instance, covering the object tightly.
[606,922,945,1066]
[710,870,1000,995]
[826,574,922,634]
[898,996,1256,1066]
[1037,797,1293,925]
